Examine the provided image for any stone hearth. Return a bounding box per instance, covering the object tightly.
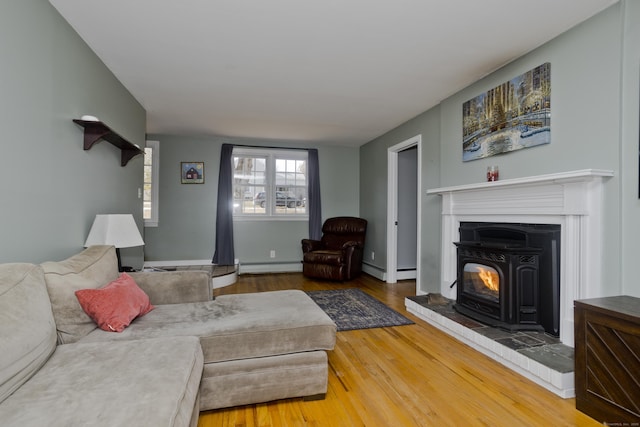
[406,295,574,397]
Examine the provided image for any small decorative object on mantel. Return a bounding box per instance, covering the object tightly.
[181,162,205,184]
[462,62,551,162]
[487,166,499,181]
[73,118,144,166]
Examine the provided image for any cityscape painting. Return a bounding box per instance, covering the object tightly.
[462,62,551,162]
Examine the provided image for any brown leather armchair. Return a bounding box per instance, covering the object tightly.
[301,217,367,281]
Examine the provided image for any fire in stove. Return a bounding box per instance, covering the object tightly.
[463,262,500,303]
[476,266,499,291]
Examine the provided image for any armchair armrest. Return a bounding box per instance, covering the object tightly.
[302,239,323,253]
[341,240,363,250]
[340,241,365,279]
[129,270,212,305]
[340,241,363,260]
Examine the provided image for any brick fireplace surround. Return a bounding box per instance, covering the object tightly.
[406,169,613,397]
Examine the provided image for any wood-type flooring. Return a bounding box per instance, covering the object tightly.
[198,272,600,427]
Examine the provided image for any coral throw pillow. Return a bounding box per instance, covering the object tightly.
[75,273,154,332]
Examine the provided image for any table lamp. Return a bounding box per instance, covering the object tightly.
[84,214,145,272]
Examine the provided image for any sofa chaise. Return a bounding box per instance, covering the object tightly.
[0,245,336,426]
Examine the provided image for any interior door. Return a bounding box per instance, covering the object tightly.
[397,146,418,271]
[387,135,421,287]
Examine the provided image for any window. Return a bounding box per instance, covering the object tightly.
[143,140,159,227]
[232,148,307,218]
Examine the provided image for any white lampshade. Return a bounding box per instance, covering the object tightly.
[84,214,145,248]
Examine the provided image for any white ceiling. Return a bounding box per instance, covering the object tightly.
[49,0,618,147]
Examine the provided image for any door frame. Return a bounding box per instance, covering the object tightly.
[386,134,422,289]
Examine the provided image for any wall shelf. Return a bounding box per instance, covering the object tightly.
[73,119,144,166]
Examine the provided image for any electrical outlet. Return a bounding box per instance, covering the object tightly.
[270,250,276,258]
[371,251,375,260]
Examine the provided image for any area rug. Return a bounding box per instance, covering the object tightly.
[306,288,414,331]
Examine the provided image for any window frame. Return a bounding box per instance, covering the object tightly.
[232,147,308,221]
[143,140,160,227]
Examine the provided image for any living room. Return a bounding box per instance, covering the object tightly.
[2,0,637,301]
[2,0,640,425]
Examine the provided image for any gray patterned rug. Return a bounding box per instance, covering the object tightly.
[306,288,414,331]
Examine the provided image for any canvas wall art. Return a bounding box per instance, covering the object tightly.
[462,62,551,162]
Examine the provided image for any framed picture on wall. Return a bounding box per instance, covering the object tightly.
[181,162,204,184]
[462,62,551,162]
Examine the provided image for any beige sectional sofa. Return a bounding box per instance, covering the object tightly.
[0,245,336,426]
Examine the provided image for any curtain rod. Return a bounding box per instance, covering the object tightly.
[226,143,314,151]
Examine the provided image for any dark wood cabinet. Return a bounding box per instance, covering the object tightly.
[574,296,640,423]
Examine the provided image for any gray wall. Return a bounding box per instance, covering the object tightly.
[361,1,640,297]
[360,107,442,290]
[619,0,640,296]
[436,4,623,298]
[0,1,146,266]
[144,135,360,264]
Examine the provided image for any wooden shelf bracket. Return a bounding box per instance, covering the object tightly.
[73,119,144,166]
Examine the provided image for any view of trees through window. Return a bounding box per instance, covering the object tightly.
[232,149,307,217]
[143,147,153,220]
[143,141,159,226]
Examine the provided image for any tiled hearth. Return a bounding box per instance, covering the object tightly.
[405,295,575,398]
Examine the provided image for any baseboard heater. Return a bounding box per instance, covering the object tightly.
[238,261,302,274]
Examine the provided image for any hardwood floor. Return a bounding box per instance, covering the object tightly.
[198,273,600,427]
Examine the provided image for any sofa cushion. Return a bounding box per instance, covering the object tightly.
[41,245,119,343]
[200,351,328,410]
[0,337,203,427]
[0,264,57,405]
[75,273,154,332]
[79,290,337,364]
[129,270,213,304]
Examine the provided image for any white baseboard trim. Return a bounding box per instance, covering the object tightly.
[361,264,416,282]
[239,262,302,275]
[396,269,417,280]
[362,263,386,281]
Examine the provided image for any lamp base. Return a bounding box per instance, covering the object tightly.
[115,248,137,272]
[115,247,124,272]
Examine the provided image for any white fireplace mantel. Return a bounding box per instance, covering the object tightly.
[428,169,614,345]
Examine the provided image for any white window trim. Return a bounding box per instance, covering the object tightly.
[233,214,309,222]
[232,147,308,221]
[144,140,160,227]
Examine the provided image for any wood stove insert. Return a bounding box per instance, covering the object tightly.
[454,222,561,336]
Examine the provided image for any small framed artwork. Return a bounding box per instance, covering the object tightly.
[181,162,204,184]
